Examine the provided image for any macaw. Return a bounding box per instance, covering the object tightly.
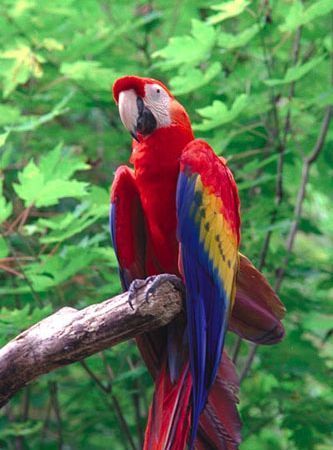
[110,76,285,450]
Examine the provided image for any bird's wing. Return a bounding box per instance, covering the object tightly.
[176,139,241,444]
[110,165,146,290]
[110,165,168,378]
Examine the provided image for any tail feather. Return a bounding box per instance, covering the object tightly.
[139,254,285,449]
[230,254,286,344]
[143,353,241,450]
[196,351,241,450]
[144,362,192,450]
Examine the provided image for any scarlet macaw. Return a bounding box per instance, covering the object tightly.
[110,76,285,449]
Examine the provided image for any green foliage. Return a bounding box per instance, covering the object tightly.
[14,144,89,207]
[193,94,248,130]
[265,56,324,87]
[153,19,217,69]
[0,1,332,449]
[208,0,250,25]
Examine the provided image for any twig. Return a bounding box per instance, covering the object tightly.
[274,105,332,291]
[40,396,53,445]
[80,360,109,393]
[111,391,137,450]
[127,356,144,446]
[49,382,63,450]
[231,335,242,364]
[101,352,140,447]
[80,359,137,450]
[258,25,302,271]
[239,343,257,383]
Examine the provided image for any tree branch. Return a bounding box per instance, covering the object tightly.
[0,277,183,409]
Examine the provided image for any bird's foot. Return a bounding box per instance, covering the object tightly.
[127,274,185,309]
[127,278,150,310]
[144,274,185,303]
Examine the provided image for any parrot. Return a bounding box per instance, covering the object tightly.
[110,75,285,450]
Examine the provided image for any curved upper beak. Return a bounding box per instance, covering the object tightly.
[118,89,139,141]
[118,89,156,141]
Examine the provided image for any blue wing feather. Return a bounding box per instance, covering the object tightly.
[177,170,230,448]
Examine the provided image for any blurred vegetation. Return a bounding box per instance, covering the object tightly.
[0,0,332,449]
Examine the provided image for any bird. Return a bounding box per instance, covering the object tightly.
[110,75,285,449]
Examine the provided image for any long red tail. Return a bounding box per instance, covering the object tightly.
[143,362,192,450]
[138,254,284,449]
[143,351,240,450]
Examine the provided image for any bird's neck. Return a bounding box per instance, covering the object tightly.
[130,125,193,170]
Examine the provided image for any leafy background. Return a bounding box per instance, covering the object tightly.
[0,0,332,449]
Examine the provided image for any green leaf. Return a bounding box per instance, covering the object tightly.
[60,61,118,91]
[0,236,9,258]
[40,37,64,52]
[39,143,89,182]
[303,314,333,338]
[279,1,304,33]
[0,45,45,97]
[241,152,286,174]
[0,130,10,147]
[0,305,52,345]
[13,145,89,207]
[0,420,42,438]
[193,94,248,131]
[34,179,88,207]
[6,93,73,133]
[30,187,109,243]
[24,246,101,291]
[280,0,333,32]
[0,105,20,126]
[208,0,250,25]
[153,20,216,69]
[237,174,275,190]
[169,62,222,95]
[217,24,259,49]
[265,57,324,86]
[0,179,12,224]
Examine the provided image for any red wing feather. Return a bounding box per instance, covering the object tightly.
[110,165,146,288]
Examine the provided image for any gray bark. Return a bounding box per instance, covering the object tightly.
[0,278,183,408]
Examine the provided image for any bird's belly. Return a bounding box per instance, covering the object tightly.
[139,179,180,276]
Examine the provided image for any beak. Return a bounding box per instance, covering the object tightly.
[118,89,157,141]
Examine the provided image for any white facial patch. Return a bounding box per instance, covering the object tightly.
[144,83,171,128]
[118,89,138,134]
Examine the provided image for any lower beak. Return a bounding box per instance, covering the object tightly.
[130,130,139,142]
[136,97,157,136]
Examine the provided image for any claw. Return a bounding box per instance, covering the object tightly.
[144,274,185,303]
[127,275,185,309]
[128,278,150,309]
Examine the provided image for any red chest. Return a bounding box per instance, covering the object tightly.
[131,127,192,274]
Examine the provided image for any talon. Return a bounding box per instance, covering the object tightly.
[144,274,185,303]
[128,278,149,309]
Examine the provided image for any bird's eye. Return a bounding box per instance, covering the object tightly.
[156,88,160,94]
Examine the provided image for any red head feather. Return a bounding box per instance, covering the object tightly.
[112,76,174,103]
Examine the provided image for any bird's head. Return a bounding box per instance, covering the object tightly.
[112,75,192,141]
